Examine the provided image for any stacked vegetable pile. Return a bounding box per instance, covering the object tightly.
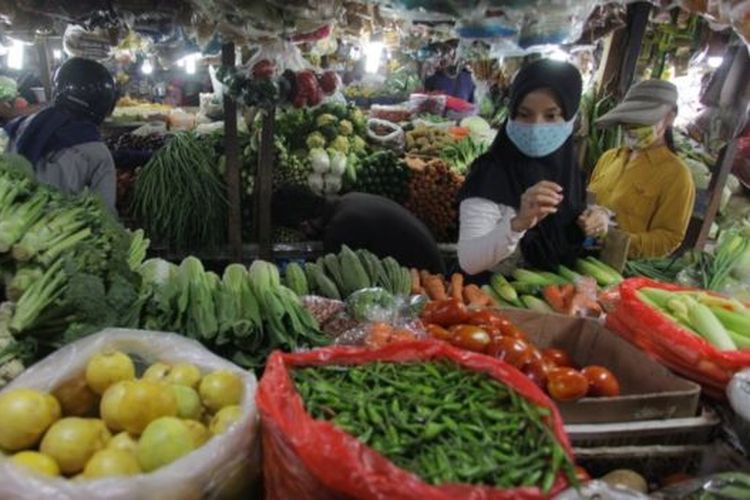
[263,103,367,197]
[286,245,412,301]
[439,136,488,174]
[293,360,576,491]
[638,288,750,351]
[487,258,624,317]
[131,132,227,251]
[0,155,147,385]
[405,125,456,156]
[352,150,412,203]
[137,258,326,371]
[0,350,246,479]
[403,159,463,241]
[420,301,621,403]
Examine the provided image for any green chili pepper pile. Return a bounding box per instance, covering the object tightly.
[293,361,575,492]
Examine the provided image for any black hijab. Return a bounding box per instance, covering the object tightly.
[459,59,586,271]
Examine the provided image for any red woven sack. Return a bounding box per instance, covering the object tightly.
[606,278,750,398]
[256,340,574,500]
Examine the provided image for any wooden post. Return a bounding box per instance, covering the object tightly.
[254,109,275,261]
[35,36,52,101]
[693,140,739,251]
[222,43,243,262]
[596,2,651,99]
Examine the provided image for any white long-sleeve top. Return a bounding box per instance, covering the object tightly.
[458,197,526,275]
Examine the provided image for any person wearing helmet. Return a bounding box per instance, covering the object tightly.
[4,57,118,212]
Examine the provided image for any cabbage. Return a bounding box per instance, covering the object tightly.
[460,116,491,136]
[323,174,342,194]
[309,148,330,174]
[0,77,17,101]
[329,151,347,176]
[308,173,324,194]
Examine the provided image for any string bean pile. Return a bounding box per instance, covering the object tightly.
[131,132,227,250]
[293,361,575,492]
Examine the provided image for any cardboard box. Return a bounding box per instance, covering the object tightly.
[503,310,701,424]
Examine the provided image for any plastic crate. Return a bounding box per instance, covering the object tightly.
[566,407,720,448]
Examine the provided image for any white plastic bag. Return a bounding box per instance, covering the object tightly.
[0,328,260,500]
[366,118,405,152]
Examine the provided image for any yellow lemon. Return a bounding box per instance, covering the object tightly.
[0,389,58,451]
[9,451,60,477]
[199,371,243,413]
[86,351,135,395]
[83,449,141,478]
[40,418,111,475]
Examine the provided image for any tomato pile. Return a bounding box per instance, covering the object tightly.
[420,299,621,402]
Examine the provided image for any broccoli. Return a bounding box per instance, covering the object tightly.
[305,131,326,150]
[338,120,354,137]
[329,136,350,154]
[315,113,337,128]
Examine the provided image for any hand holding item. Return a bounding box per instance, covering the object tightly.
[577,206,610,237]
[511,181,564,232]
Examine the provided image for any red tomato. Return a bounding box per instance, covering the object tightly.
[488,337,534,368]
[450,325,491,353]
[581,366,621,397]
[421,299,470,327]
[574,466,591,483]
[523,358,551,389]
[547,367,589,402]
[467,309,509,329]
[542,348,575,368]
[426,324,452,342]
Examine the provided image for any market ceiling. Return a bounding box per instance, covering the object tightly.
[0,1,747,51]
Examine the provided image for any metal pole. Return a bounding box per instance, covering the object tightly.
[222,43,243,262]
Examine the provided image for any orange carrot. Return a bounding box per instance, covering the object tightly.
[450,273,464,302]
[423,274,447,300]
[463,284,491,306]
[560,284,577,314]
[410,268,422,295]
[542,285,567,314]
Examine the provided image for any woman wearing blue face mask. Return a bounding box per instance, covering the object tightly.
[457,59,597,275]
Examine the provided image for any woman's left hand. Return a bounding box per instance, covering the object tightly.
[577,207,610,237]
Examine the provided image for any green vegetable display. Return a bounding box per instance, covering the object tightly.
[131,132,227,250]
[138,257,327,371]
[440,136,488,174]
[293,361,575,491]
[291,246,411,300]
[0,155,145,385]
[353,150,411,203]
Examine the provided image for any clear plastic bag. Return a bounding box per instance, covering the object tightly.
[366,118,406,151]
[0,328,260,500]
[63,25,115,61]
[246,40,311,79]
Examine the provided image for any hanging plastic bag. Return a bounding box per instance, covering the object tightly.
[0,328,260,500]
[63,24,115,61]
[256,340,574,499]
[606,278,750,398]
[730,1,750,50]
[246,40,312,80]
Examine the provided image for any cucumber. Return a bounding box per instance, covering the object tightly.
[520,295,555,314]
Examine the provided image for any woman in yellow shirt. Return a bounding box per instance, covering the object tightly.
[588,79,695,258]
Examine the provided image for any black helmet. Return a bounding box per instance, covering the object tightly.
[53,57,117,124]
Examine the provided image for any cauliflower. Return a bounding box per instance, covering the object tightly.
[338,120,353,137]
[329,136,350,154]
[315,113,337,128]
[350,135,367,155]
[305,131,326,149]
[0,359,24,388]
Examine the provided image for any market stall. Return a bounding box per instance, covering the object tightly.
[2,0,750,498]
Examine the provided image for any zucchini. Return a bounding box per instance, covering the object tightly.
[576,259,618,287]
[489,274,522,307]
[557,265,583,283]
[538,271,569,285]
[338,245,371,295]
[323,253,347,293]
[510,281,543,296]
[687,300,736,350]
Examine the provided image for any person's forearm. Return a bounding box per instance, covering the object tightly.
[458,220,523,275]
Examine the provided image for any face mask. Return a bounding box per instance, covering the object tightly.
[506,118,575,158]
[624,125,658,150]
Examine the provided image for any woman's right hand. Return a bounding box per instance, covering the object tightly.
[510,181,564,232]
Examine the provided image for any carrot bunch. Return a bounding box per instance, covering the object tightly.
[411,270,494,307]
